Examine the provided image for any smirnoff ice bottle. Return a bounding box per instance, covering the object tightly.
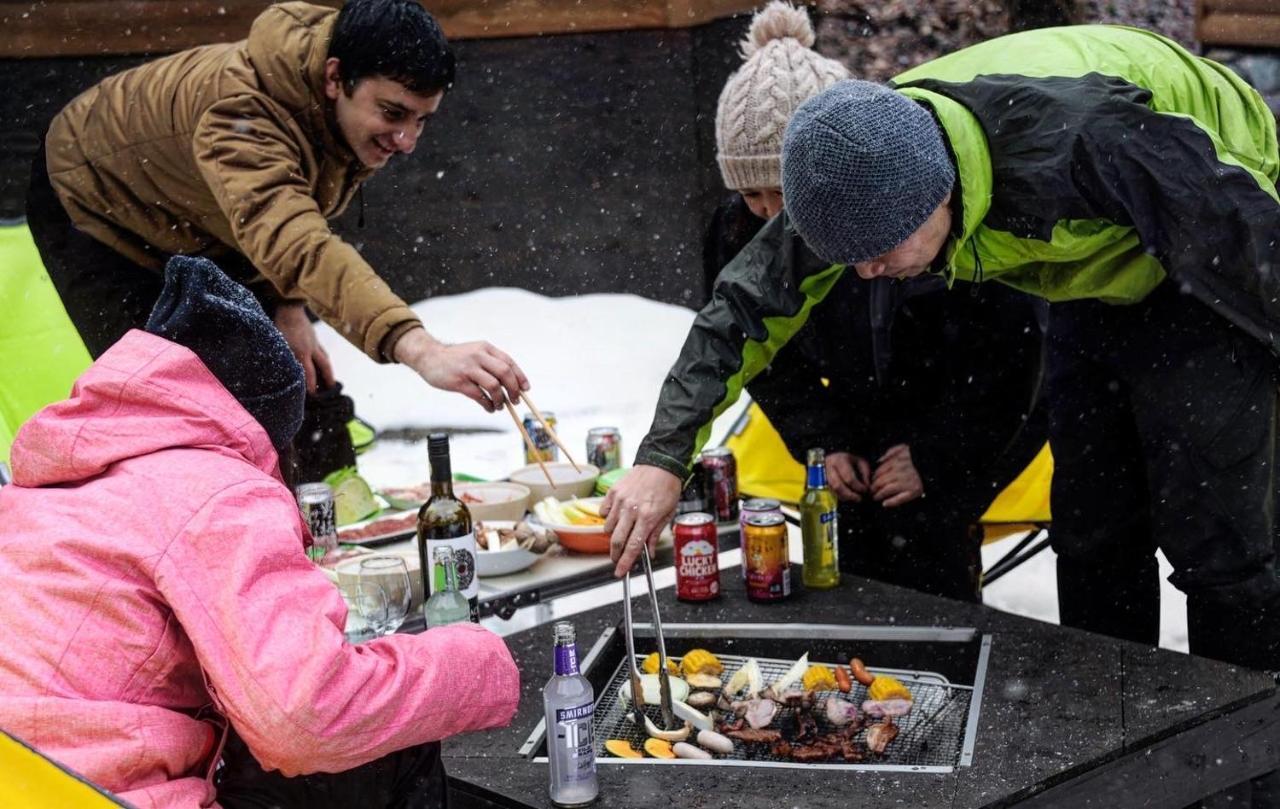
[543,621,598,807]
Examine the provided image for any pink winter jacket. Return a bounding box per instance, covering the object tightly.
[0,331,521,807]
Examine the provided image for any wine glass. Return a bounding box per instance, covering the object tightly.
[339,585,383,644]
[359,556,413,635]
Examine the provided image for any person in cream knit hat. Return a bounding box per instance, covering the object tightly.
[714,1,849,220]
[608,2,1045,611]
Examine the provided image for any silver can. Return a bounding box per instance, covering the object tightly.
[296,482,339,561]
[585,426,622,472]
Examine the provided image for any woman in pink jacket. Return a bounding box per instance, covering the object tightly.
[0,256,521,808]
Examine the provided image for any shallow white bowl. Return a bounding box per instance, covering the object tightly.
[474,520,544,577]
[455,481,531,522]
[510,462,599,502]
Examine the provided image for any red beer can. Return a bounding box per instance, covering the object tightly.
[674,512,720,602]
[698,447,739,522]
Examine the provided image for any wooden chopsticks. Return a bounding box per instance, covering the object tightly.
[520,394,581,472]
[502,393,581,487]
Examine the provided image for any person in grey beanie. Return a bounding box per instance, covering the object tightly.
[781,51,1280,803]
[625,27,1280,803]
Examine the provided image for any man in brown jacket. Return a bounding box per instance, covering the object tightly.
[26,0,528,451]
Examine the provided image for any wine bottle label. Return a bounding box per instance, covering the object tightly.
[427,532,478,602]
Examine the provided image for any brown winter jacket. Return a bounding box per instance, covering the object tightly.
[43,2,422,361]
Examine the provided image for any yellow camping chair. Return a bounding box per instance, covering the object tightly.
[0,221,91,465]
[0,729,126,807]
[721,401,1053,582]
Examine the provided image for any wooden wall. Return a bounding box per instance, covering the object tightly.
[1198,0,1280,48]
[0,0,775,57]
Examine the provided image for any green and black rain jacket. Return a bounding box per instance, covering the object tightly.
[633,25,1280,480]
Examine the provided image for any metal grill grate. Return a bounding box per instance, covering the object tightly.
[593,654,973,772]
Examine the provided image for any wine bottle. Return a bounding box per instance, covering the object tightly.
[417,433,479,622]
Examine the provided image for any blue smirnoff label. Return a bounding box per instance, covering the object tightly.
[555,703,596,776]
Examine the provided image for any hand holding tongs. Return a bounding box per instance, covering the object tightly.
[622,543,677,731]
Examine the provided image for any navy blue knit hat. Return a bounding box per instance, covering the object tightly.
[146,256,305,453]
[781,79,955,264]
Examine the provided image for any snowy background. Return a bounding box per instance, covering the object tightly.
[317,288,1189,652]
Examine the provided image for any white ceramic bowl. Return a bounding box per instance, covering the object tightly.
[510,463,599,502]
[474,521,543,577]
[455,481,531,522]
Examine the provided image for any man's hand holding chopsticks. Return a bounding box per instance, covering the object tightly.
[603,465,682,577]
[393,329,529,412]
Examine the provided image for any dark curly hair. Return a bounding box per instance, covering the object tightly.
[329,0,456,96]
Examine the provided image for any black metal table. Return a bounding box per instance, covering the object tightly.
[441,565,1279,809]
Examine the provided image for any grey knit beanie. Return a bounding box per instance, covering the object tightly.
[715,2,849,191]
[146,256,306,453]
[781,79,956,264]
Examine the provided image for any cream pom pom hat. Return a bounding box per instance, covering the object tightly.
[715,1,850,191]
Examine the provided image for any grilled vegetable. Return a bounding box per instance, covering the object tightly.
[801,664,838,692]
[644,738,677,759]
[643,716,692,742]
[680,648,724,677]
[723,658,763,699]
[686,672,722,690]
[641,652,679,675]
[672,700,714,731]
[605,739,643,759]
[868,674,913,702]
[766,652,809,697]
[686,691,717,710]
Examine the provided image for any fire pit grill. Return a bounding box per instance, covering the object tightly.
[592,652,972,771]
[523,623,991,774]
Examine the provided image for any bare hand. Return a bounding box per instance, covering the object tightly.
[394,329,529,412]
[274,303,334,394]
[602,465,682,577]
[825,452,871,502]
[871,444,924,507]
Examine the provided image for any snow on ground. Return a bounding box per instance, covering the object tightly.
[318,288,1189,654]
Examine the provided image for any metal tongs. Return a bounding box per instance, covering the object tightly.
[622,543,678,731]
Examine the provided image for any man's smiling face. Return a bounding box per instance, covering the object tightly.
[323,58,443,170]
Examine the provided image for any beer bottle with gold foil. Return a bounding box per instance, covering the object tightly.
[800,448,840,589]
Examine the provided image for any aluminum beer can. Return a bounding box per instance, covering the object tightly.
[739,498,781,581]
[675,463,709,517]
[674,512,720,602]
[585,426,622,472]
[296,482,339,561]
[698,447,739,522]
[522,411,558,463]
[743,512,790,603]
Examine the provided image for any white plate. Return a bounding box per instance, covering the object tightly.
[337,510,417,546]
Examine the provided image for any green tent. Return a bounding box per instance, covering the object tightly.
[0,222,90,464]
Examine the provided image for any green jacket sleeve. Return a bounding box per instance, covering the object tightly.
[633,214,846,479]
